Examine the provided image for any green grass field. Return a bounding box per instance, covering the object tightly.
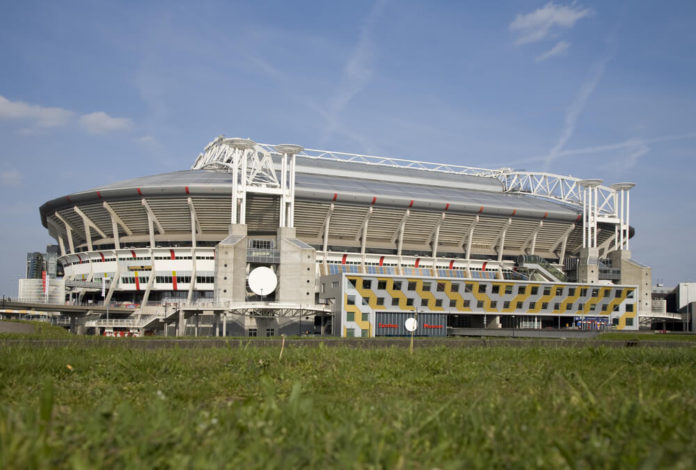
[0,333,695,469]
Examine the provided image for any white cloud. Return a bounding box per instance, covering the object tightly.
[536,41,570,62]
[0,95,74,128]
[79,111,133,134]
[543,54,611,170]
[323,0,389,145]
[0,169,22,187]
[510,2,591,45]
[0,95,133,135]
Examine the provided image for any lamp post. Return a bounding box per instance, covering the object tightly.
[512,314,516,337]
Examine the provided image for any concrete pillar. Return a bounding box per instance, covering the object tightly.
[486,315,500,329]
[222,313,227,337]
[177,309,186,337]
[577,247,600,284]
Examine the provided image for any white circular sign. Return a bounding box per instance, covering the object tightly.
[248,266,278,296]
[405,317,418,332]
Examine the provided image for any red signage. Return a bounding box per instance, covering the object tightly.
[424,324,443,329]
[378,323,398,329]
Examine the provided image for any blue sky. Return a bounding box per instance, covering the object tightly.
[1,0,695,296]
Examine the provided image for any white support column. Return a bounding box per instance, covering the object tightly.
[580,179,602,249]
[111,216,120,250]
[464,215,479,262]
[55,212,76,254]
[288,153,296,228]
[280,154,287,227]
[240,148,247,224]
[274,144,303,229]
[359,207,373,268]
[395,209,409,271]
[624,185,634,251]
[321,203,334,267]
[553,224,575,264]
[188,197,199,304]
[57,236,66,257]
[520,220,543,255]
[231,148,239,225]
[103,202,132,250]
[431,212,445,268]
[73,206,106,253]
[497,218,512,263]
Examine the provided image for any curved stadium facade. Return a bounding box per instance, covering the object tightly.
[36,136,651,336]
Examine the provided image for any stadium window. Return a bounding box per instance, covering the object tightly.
[435,299,442,307]
[516,301,523,309]
[451,283,459,293]
[505,285,513,295]
[625,318,634,326]
[376,297,384,306]
[265,328,275,337]
[578,303,584,311]
[407,281,417,291]
[492,284,500,294]
[362,312,369,322]
[627,290,635,299]
[406,298,414,306]
[349,278,357,288]
[603,289,610,298]
[590,304,596,312]
[477,300,484,309]
[503,301,510,309]
[346,311,355,322]
[568,287,576,296]
[251,239,272,249]
[363,280,372,289]
[449,299,457,308]
[392,298,399,306]
[422,282,431,292]
[581,288,588,296]
[554,303,560,310]
[362,297,369,306]
[626,304,634,312]
[491,301,498,310]
[542,302,548,310]
[393,281,402,290]
[478,284,487,294]
[614,290,621,298]
[543,287,551,296]
[555,287,563,296]
[463,300,470,308]
[518,286,526,295]
[378,280,387,290]
[613,318,619,326]
[437,282,446,292]
[613,305,619,312]
[531,286,539,295]
[248,328,257,337]
[601,305,608,312]
[592,288,599,297]
[465,284,473,293]
[346,329,355,337]
[347,295,355,305]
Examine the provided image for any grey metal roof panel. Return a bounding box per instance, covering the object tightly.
[40,168,579,225]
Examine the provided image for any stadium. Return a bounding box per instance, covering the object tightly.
[31,136,650,336]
